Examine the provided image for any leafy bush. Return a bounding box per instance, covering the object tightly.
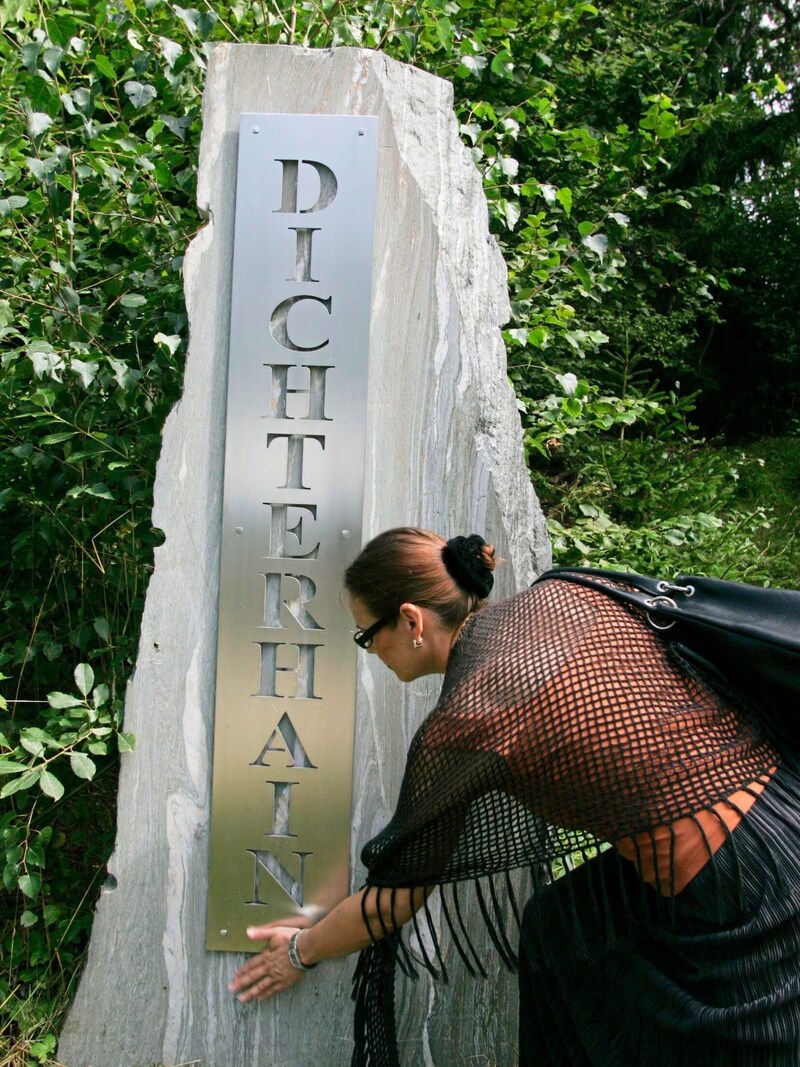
[532,420,787,581]
[0,1,796,1062]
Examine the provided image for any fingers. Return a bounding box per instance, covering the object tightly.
[245,921,304,941]
[230,947,279,988]
[233,968,297,1003]
[244,925,274,944]
[228,932,305,1003]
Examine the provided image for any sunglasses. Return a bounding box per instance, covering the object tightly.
[353,610,396,649]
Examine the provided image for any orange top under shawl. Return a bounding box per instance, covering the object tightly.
[615,774,773,894]
[362,579,780,893]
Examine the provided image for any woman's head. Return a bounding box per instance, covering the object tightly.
[344,527,496,632]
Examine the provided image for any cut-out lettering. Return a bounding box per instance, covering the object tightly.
[269,295,332,352]
[273,159,338,214]
[266,433,325,490]
[261,572,283,628]
[283,574,321,629]
[263,504,320,559]
[255,643,321,701]
[250,712,316,768]
[266,364,332,421]
[260,573,322,630]
[287,227,320,283]
[264,780,298,837]
[246,849,312,906]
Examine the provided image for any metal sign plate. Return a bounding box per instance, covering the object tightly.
[206,114,378,952]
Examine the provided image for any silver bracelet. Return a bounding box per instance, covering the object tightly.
[287,930,317,971]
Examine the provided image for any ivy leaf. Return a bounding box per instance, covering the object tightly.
[71,359,100,388]
[123,81,157,109]
[120,293,147,308]
[28,111,53,138]
[174,6,218,37]
[459,54,487,75]
[18,872,41,898]
[21,42,40,74]
[556,187,573,215]
[154,332,181,354]
[572,260,593,289]
[0,194,28,216]
[581,234,608,261]
[159,37,183,68]
[94,55,116,79]
[20,909,39,927]
[160,114,191,141]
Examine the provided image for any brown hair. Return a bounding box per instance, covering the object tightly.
[344,527,496,629]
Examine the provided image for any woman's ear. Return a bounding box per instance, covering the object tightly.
[398,603,424,639]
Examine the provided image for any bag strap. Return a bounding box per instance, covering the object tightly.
[537,567,800,648]
[535,567,693,633]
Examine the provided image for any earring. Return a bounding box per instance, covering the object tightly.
[412,638,423,649]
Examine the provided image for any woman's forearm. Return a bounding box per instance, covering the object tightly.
[298,885,430,964]
[229,884,431,1002]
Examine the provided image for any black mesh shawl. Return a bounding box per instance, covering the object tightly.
[351,578,778,1066]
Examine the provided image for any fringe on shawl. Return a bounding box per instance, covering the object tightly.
[351,759,799,1067]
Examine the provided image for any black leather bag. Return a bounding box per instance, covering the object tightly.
[537,566,800,748]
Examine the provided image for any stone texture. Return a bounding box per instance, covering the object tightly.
[58,45,551,1067]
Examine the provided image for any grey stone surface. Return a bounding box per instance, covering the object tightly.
[58,45,551,1067]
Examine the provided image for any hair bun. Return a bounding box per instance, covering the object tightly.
[442,535,494,598]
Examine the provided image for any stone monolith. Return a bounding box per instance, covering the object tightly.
[59,45,551,1067]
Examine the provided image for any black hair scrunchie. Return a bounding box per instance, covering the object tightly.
[442,534,494,598]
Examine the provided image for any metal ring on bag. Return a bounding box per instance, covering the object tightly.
[656,581,695,598]
[645,595,677,631]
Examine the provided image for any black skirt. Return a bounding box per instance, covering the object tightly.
[519,763,800,1066]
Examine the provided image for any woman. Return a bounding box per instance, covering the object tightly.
[229,528,800,1066]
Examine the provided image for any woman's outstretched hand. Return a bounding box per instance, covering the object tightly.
[228,925,308,1003]
[227,886,426,1004]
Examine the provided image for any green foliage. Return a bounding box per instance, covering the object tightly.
[0,0,796,1060]
[1,663,127,1064]
[538,436,777,579]
[0,2,202,1059]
